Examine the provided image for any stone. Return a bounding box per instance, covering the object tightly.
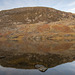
[35,64,47,72]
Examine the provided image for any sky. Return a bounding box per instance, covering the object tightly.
[0,0,75,13]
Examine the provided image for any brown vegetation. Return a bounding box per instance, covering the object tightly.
[0,7,75,40]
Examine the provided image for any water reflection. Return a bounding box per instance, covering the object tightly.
[0,39,75,75]
[0,61,75,75]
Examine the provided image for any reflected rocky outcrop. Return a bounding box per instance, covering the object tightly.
[0,39,75,72]
[0,52,75,71]
[35,64,48,72]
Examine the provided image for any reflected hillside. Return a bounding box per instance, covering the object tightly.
[0,53,75,70]
[0,39,75,70]
[0,39,75,56]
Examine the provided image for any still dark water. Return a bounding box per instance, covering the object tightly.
[0,39,75,75]
[0,61,75,75]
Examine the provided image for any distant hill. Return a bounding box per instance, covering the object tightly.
[0,7,75,40]
[0,7,75,27]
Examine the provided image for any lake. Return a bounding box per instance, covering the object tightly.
[0,39,75,75]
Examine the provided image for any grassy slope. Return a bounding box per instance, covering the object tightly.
[0,7,75,40]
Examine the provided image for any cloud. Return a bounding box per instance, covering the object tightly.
[68,1,75,6]
[0,0,53,10]
[67,8,75,13]
[0,0,75,13]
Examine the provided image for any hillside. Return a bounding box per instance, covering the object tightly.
[0,7,75,27]
[0,7,75,70]
[0,7,75,40]
[0,39,75,69]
